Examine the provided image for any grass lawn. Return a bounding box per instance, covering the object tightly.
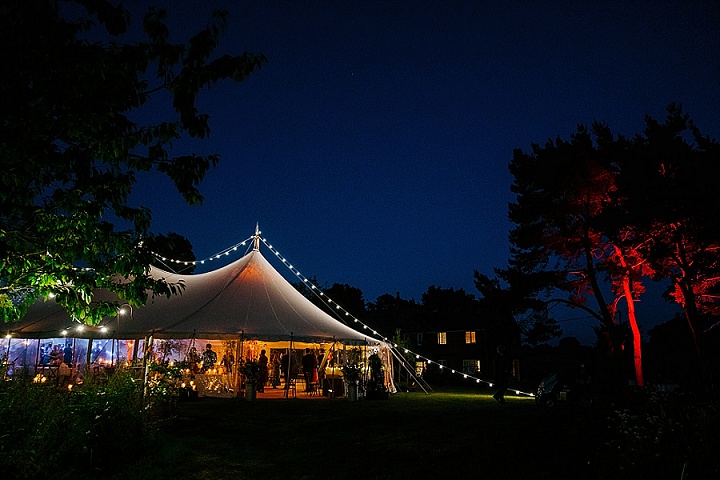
[130,387,605,480]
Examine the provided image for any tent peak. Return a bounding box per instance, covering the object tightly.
[253,223,261,251]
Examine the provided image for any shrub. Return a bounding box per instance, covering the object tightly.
[596,391,720,479]
[0,369,149,479]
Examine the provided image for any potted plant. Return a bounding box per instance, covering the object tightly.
[240,358,260,401]
[341,348,363,401]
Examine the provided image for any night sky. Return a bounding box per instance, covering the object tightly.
[127,1,720,343]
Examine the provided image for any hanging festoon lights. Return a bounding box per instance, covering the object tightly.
[150,227,535,397]
[150,235,255,270]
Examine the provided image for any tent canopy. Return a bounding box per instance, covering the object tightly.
[6,247,377,345]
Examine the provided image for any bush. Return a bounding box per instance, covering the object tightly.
[595,391,720,479]
[0,369,149,479]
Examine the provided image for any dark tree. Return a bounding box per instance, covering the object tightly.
[617,104,720,386]
[317,282,367,321]
[473,270,551,347]
[0,0,266,324]
[507,122,650,385]
[145,232,197,274]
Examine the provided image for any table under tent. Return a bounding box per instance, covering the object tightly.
[3,239,398,398]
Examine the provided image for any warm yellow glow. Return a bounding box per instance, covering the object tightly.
[68,384,73,391]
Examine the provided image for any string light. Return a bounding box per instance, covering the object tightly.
[150,227,536,398]
[150,236,254,268]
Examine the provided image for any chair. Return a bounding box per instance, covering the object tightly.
[285,377,297,398]
[307,382,319,396]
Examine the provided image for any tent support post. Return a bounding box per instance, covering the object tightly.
[34,339,40,373]
[132,338,140,365]
[330,336,336,398]
[142,335,153,399]
[86,338,93,367]
[111,337,116,367]
[285,333,293,399]
[235,332,243,398]
[4,336,11,361]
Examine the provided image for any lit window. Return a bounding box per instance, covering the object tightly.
[437,332,447,345]
[463,359,480,373]
[465,331,476,344]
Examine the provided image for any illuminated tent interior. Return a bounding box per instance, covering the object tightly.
[3,233,396,396]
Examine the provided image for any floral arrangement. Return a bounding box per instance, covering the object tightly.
[341,347,363,383]
[239,358,260,383]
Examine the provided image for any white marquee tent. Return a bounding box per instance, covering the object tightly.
[6,242,379,346]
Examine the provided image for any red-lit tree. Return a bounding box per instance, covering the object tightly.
[507,122,649,386]
[617,104,720,386]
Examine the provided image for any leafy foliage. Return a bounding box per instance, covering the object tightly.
[341,347,363,383]
[0,370,147,479]
[0,0,265,324]
[239,358,260,383]
[596,392,720,479]
[503,104,720,389]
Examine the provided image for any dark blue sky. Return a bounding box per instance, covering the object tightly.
[129,1,720,342]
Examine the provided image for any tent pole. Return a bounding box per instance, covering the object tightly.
[132,338,140,365]
[235,332,243,398]
[142,335,153,399]
[34,339,40,374]
[285,333,293,399]
[86,338,93,367]
[111,337,116,367]
[330,336,336,398]
[4,336,11,360]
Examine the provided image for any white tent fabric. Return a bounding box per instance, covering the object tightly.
[6,248,377,345]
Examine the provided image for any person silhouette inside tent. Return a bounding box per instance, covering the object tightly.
[301,348,316,392]
[201,343,217,373]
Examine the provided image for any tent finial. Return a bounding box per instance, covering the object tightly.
[253,223,261,251]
